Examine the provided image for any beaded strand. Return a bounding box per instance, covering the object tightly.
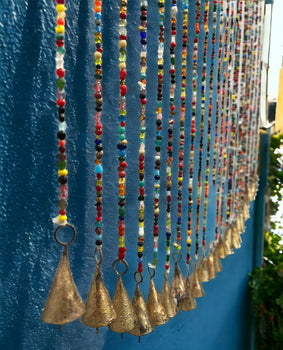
[136,0,148,275]
[173,0,188,256]
[117,0,128,261]
[164,0,178,273]
[150,0,165,269]
[55,0,69,224]
[93,0,104,248]
[195,0,209,249]
[186,0,201,262]
[201,0,218,248]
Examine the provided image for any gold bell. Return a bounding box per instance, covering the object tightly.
[42,246,85,326]
[160,274,178,319]
[189,262,204,299]
[171,252,186,300]
[231,225,242,249]
[243,201,250,220]
[129,274,154,342]
[223,230,234,256]
[207,249,216,280]
[198,255,210,282]
[213,247,223,273]
[215,235,227,259]
[178,265,196,311]
[147,268,169,326]
[82,260,116,331]
[236,213,245,234]
[108,260,137,336]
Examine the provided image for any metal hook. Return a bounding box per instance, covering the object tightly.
[148,266,156,279]
[54,223,76,247]
[201,245,208,256]
[134,271,143,285]
[94,247,103,265]
[172,251,182,263]
[112,259,128,277]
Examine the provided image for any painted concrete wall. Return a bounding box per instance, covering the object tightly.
[0,1,260,349]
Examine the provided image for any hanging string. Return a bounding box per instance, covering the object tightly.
[117,0,128,261]
[174,0,189,254]
[136,0,148,276]
[164,0,178,274]
[150,0,165,270]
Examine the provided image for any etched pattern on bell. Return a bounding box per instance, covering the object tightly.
[161,277,178,319]
[147,278,169,326]
[207,251,216,280]
[216,235,227,259]
[129,283,154,337]
[82,264,116,329]
[189,264,204,299]
[42,247,85,325]
[213,249,223,273]
[171,262,186,299]
[198,256,210,282]
[178,271,196,311]
[108,276,137,334]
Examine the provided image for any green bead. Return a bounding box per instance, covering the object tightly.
[58,161,67,170]
[56,78,66,90]
[119,134,125,141]
[55,33,64,40]
[56,47,65,55]
[153,258,157,266]
[139,181,144,187]
[119,207,126,216]
[119,126,125,134]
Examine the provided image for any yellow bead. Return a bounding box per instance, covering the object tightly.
[119,62,126,70]
[58,169,68,176]
[138,246,143,252]
[139,222,144,228]
[119,40,127,48]
[59,215,67,222]
[119,236,125,244]
[56,4,65,12]
[56,25,65,34]
[94,51,102,59]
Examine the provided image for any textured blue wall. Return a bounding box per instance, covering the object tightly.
[0,0,257,349]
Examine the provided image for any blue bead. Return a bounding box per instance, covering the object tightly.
[95,164,103,173]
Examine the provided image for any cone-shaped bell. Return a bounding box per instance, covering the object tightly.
[178,268,196,311]
[236,213,244,234]
[82,264,116,330]
[231,226,242,249]
[129,283,154,338]
[223,231,234,256]
[189,264,204,298]
[215,235,227,259]
[213,248,223,273]
[171,262,186,299]
[147,278,169,326]
[42,247,85,325]
[207,251,216,280]
[243,202,250,220]
[161,276,178,318]
[197,255,210,282]
[108,276,137,334]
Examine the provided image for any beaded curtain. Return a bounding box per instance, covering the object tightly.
[0,0,263,349]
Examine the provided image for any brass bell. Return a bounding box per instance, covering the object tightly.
[108,260,137,336]
[231,225,242,249]
[243,201,250,220]
[147,268,169,326]
[171,252,186,300]
[207,249,216,280]
[215,235,227,259]
[198,255,210,282]
[223,230,234,256]
[42,246,85,326]
[129,274,154,342]
[82,261,116,331]
[236,213,245,234]
[160,274,178,319]
[178,265,196,311]
[189,262,204,299]
[213,247,223,273]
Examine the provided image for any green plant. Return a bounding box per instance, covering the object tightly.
[249,232,283,349]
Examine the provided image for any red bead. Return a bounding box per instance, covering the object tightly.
[120,69,127,80]
[138,264,143,273]
[141,98,147,105]
[56,68,65,78]
[119,171,126,178]
[120,85,127,96]
[59,209,66,215]
[56,40,64,47]
[120,12,127,19]
[57,99,66,107]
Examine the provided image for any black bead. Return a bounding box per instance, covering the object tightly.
[57,131,66,140]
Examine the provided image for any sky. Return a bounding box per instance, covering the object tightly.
[268,0,283,100]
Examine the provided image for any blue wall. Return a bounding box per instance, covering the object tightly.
[0,0,259,349]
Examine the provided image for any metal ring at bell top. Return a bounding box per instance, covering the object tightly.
[134,271,143,284]
[148,266,156,279]
[172,250,182,263]
[201,245,208,256]
[54,223,76,247]
[112,259,128,277]
[94,247,103,265]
